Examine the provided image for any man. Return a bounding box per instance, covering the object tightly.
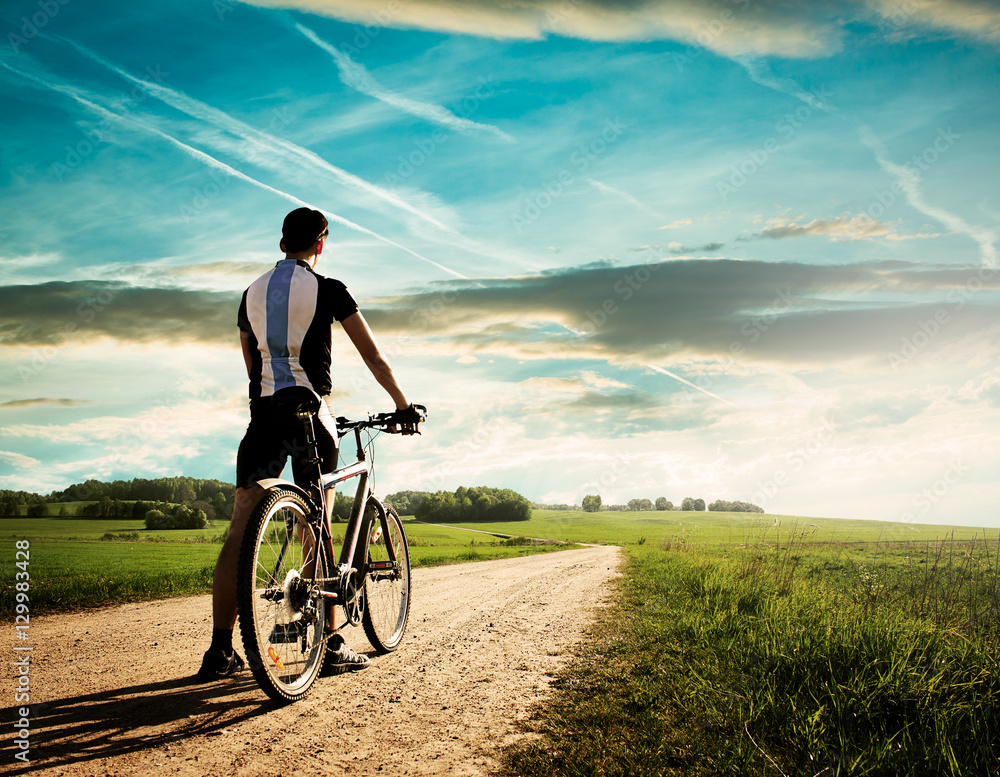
[198,207,419,680]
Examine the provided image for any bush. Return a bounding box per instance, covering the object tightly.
[144,505,207,530]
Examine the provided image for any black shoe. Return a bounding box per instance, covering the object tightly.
[321,634,370,676]
[197,647,245,681]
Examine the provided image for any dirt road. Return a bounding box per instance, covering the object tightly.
[7,545,621,776]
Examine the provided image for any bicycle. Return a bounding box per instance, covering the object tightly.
[236,386,426,702]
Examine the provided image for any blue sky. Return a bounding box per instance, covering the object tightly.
[1,0,998,526]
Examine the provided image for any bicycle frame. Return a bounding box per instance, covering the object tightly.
[254,408,401,611]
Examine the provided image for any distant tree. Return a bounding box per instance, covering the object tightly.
[330,492,354,523]
[191,499,216,522]
[27,502,49,517]
[681,497,695,511]
[144,504,206,530]
[385,490,429,516]
[655,497,673,511]
[415,486,531,522]
[144,509,171,530]
[582,494,602,513]
[0,496,18,517]
[693,498,705,511]
[708,499,764,513]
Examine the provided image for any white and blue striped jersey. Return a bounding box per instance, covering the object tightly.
[237,259,358,399]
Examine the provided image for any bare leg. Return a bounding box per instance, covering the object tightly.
[212,485,265,629]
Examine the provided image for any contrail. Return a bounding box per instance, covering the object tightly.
[0,57,470,280]
[859,125,997,269]
[296,23,514,142]
[55,35,457,234]
[587,178,662,219]
[734,55,997,269]
[735,56,834,113]
[645,364,739,407]
[57,35,540,272]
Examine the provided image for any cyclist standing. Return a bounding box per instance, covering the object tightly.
[198,207,421,680]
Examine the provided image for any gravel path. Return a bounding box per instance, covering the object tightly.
[6,545,621,776]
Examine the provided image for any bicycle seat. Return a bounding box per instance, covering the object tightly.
[271,386,322,414]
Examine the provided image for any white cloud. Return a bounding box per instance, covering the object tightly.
[240,0,848,58]
[0,450,41,469]
[865,0,1000,45]
[750,213,902,241]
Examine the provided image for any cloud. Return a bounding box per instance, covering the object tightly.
[296,23,514,140]
[245,1,1000,57]
[746,214,899,241]
[0,282,237,347]
[0,398,93,409]
[240,0,849,57]
[864,0,1000,45]
[0,451,41,469]
[365,258,1000,367]
[633,242,725,254]
[4,261,997,377]
[660,218,693,230]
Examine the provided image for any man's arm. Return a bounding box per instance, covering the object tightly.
[240,331,253,378]
[340,311,410,410]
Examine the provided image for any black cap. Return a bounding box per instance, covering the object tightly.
[282,208,329,253]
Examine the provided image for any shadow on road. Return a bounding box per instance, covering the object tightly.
[4,673,276,773]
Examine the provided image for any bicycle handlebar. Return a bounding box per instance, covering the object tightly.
[336,403,427,436]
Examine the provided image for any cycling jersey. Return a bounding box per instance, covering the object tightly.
[237,259,358,399]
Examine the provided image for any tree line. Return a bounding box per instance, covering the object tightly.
[386,486,531,522]
[47,476,237,505]
[1,478,237,526]
[581,495,762,513]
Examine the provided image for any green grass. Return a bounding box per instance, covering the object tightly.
[450,509,987,547]
[0,514,576,615]
[501,524,1000,777]
[0,516,224,542]
[4,539,219,614]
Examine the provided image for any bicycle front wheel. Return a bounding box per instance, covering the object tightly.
[237,488,329,702]
[362,500,411,653]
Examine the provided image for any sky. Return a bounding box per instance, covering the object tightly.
[0,0,998,527]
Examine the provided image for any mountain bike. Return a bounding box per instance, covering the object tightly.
[236,386,426,702]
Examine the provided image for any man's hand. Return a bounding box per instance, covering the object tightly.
[388,404,426,435]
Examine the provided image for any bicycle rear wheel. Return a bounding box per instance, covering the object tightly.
[237,488,329,702]
[361,499,411,653]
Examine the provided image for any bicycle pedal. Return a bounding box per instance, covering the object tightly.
[268,623,300,644]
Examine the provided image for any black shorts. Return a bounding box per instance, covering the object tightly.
[236,395,339,489]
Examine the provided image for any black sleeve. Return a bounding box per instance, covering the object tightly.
[237,290,251,332]
[322,277,359,322]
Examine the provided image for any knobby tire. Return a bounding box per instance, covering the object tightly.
[361,499,411,653]
[237,488,328,702]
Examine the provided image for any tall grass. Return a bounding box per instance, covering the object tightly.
[504,529,1000,776]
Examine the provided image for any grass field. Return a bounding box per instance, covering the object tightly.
[494,511,1000,777]
[6,506,999,774]
[460,509,990,546]
[0,514,574,615]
